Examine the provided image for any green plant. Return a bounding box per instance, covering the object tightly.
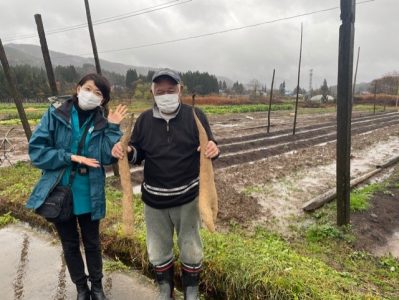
[0,212,16,228]
[305,224,345,242]
[350,183,384,212]
[103,258,130,273]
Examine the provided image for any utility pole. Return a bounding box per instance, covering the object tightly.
[336,0,356,226]
[0,39,32,141]
[373,82,377,115]
[309,69,313,98]
[267,69,275,134]
[396,84,399,111]
[34,14,58,96]
[84,0,102,75]
[293,23,303,136]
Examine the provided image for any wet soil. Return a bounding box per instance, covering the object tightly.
[351,174,399,257]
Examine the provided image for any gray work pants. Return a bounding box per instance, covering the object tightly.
[144,198,203,267]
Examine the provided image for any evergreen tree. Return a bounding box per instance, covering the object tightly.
[279,81,286,95]
[126,69,138,88]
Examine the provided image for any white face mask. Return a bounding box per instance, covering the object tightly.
[78,89,103,111]
[154,93,180,114]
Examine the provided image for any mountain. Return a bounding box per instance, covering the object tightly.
[4,43,154,76]
[3,43,234,84]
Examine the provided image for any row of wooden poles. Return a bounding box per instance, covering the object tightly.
[0,0,358,225]
[0,0,101,144]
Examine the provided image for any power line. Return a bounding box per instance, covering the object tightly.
[53,0,375,59]
[3,0,192,42]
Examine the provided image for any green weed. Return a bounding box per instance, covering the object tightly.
[0,212,16,228]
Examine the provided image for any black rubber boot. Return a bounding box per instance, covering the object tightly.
[90,280,107,300]
[155,260,175,300]
[181,263,201,300]
[76,281,90,300]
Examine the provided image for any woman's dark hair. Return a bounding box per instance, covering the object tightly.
[73,73,111,106]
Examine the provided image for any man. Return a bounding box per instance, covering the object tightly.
[112,68,219,300]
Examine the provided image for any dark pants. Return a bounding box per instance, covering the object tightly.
[54,213,103,286]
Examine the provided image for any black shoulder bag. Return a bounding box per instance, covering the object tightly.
[35,122,91,223]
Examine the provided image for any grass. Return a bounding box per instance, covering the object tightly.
[350,182,386,212]
[103,258,130,273]
[200,103,293,114]
[1,163,398,298]
[297,169,399,299]
[0,212,17,228]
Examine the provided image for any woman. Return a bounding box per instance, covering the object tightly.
[27,73,127,300]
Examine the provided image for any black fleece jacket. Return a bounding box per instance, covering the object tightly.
[128,104,216,209]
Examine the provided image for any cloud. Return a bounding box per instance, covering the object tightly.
[1,0,397,89]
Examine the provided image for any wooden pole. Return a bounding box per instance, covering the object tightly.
[83,0,118,175]
[293,23,303,136]
[34,14,58,96]
[84,0,102,75]
[373,82,377,115]
[352,46,360,105]
[0,39,32,141]
[267,69,275,134]
[336,0,356,226]
[396,85,399,111]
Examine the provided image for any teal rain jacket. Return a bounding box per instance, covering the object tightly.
[26,99,122,220]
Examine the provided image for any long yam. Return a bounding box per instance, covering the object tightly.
[118,114,135,235]
[193,107,218,232]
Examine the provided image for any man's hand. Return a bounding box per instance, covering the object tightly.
[197,141,219,159]
[108,104,128,125]
[112,142,133,160]
[71,155,100,168]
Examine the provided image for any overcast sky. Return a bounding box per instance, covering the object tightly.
[1,0,398,89]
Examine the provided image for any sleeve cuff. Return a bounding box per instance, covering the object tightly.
[108,123,121,130]
[64,152,73,164]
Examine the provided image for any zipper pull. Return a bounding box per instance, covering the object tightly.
[166,121,170,132]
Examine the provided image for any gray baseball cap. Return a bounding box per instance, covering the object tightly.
[152,68,181,84]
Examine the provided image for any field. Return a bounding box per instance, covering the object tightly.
[1,100,399,298]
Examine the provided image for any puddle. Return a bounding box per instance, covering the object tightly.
[0,224,159,299]
[374,231,399,258]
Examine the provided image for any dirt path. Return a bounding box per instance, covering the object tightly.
[0,223,159,300]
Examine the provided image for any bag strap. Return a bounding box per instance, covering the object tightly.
[68,119,92,186]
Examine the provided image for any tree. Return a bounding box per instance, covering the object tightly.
[180,71,219,95]
[279,81,286,96]
[222,80,227,90]
[369,73,399,95]
[320,79,330,102]
[146,70,155,83]
[232,81,245,95]
[126,69,138,89]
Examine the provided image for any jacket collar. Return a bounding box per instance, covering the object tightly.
[54,98,108,131]
[152,103,181,121]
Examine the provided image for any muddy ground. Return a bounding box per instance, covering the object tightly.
[351,171,399,257]
[2,109,399,257]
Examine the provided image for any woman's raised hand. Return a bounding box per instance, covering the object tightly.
[108,104,128,125]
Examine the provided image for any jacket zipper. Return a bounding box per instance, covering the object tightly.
[166,120,172,143]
